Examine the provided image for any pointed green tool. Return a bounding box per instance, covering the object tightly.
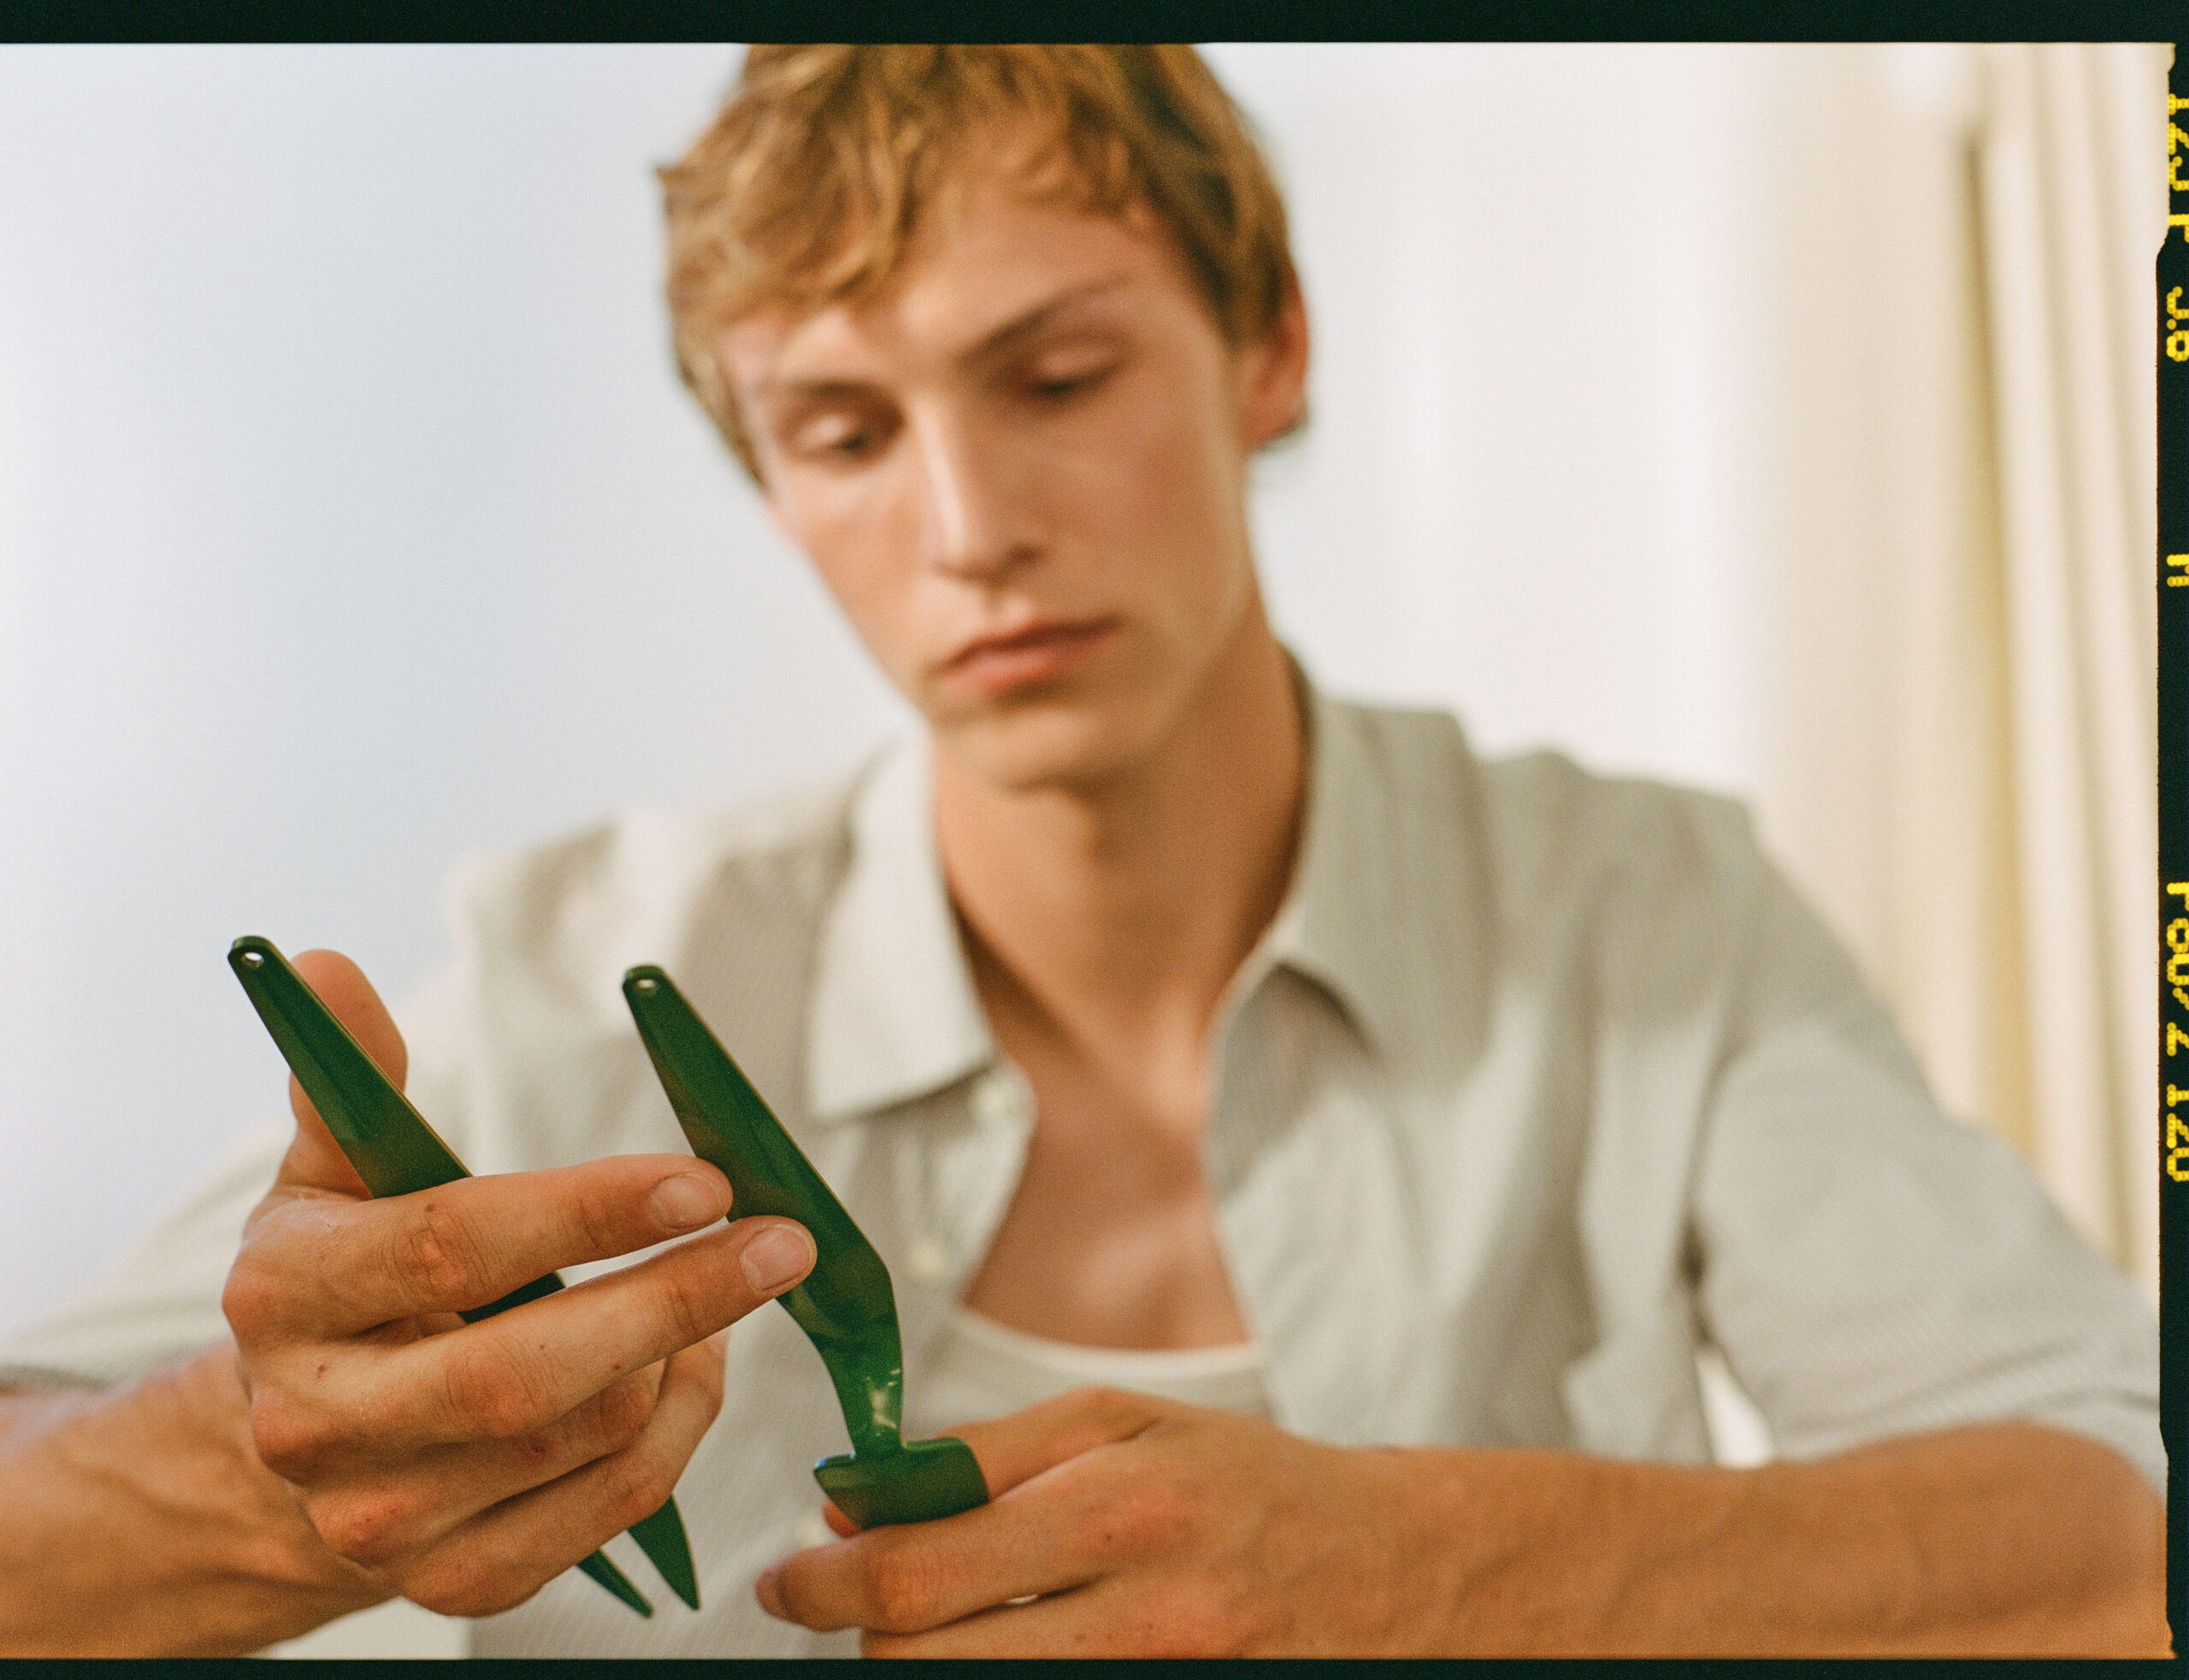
[227,935,700,1616]
[622,965,989,1530]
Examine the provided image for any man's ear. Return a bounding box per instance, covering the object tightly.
[1237,278,1310,450]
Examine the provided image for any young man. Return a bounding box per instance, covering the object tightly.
[0,46,2167,1657]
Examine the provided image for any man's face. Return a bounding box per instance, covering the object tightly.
[721,162,1306,794]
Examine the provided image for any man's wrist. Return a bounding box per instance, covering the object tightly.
[1368,1424,2166,1657]
[0,1341,389,1656]
[1368,1441,1722,1653]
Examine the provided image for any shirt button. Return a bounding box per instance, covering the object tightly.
[905,1236,949,1284]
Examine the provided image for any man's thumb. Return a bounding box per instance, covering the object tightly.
[269,947,408,1198]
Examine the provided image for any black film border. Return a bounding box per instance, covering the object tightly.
[2157,38,2187,1657]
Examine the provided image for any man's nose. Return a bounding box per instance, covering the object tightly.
[914,415,1031,580]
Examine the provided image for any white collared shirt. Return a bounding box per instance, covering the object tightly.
[2,682,2161,1656]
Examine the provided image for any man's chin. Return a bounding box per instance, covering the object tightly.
[931,702,1153,798]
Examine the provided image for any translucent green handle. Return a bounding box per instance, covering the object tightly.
[622,965,988,1527]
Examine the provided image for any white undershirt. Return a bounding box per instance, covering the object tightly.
[908,1306,1273,1438]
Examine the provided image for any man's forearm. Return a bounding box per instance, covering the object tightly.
[0,1342,390,1656]
[1394,1419,2168,1656]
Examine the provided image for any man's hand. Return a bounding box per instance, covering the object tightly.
[756,1388,1430,1655]
[754,1386,2169,1657]
[224,949,817,1618]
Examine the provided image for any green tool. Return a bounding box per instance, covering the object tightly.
[622,965,990,1530]
[226,935,699,1617]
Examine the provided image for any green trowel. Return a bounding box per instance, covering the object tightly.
[622,964,990,1530]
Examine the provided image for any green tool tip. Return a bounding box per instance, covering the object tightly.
[576,1551,653,1617]
[629,1501,701,1610]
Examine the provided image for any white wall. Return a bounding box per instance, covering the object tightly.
[1228,44,1758,789]
[1,46,2140,1343]
[0,46,907,1344]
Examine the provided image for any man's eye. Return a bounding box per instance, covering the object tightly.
[790,412,882,459]
[1027,363,1117,402]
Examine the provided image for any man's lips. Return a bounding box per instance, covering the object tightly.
[938,618,1118,697]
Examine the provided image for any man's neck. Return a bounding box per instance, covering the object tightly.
[930,616,1306,1131]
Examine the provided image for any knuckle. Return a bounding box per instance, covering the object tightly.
[1077,1384,1154,1435]
[595,1426,678,1531]
[250,1392,337,1480]
[398,1196,492,1310]
[568,1182,623,1262]
[442,1336,555,1439]
[591,1372,659,1449]
[221,1250,290,1343]
[858,1540,946,1632]
[311,1488,416,1568]
[665,1336,728,1420]
[1078,1460,1189,1556]
[689,1354,727,1423]
[601,1440,680,1530]
[404,1551,537,1620]
[653,1264,717,1348]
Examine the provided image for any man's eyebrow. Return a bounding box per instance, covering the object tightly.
[959,274,1134,368]
[751,374,869,405]
[752,274,1134,404]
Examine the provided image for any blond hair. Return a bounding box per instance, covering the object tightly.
[659,45,1297,477]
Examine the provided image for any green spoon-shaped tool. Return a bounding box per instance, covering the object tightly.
[227,935,699,1617]
[622,965,989,1529]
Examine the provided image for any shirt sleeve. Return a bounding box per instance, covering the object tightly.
[1689,866,2163,1497]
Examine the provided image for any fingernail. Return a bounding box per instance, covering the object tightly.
[648,1172,724,1232]
[740,1224,815,1294]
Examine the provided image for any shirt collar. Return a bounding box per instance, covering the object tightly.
[806,734,994,1121]
[1260,677,1490,1070]
[805,669,1491,1123]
